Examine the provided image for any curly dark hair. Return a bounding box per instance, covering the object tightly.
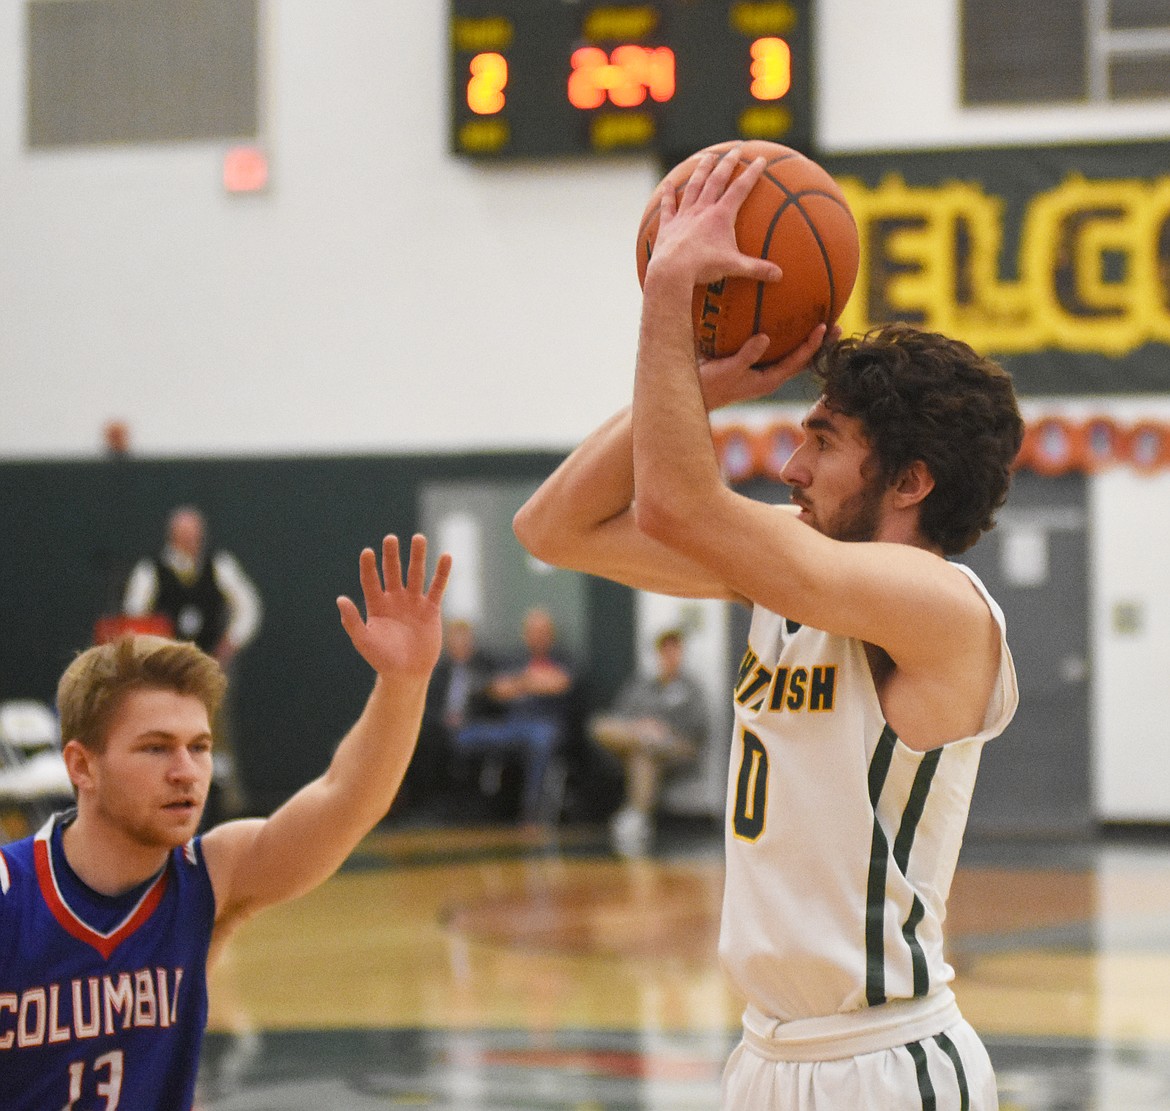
[811,323,1024,555]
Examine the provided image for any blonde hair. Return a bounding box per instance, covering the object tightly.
[57,635,226,753]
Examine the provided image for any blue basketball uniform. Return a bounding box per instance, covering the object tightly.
[0,812,217,1110]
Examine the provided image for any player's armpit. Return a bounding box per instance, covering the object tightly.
[201,817,267,925]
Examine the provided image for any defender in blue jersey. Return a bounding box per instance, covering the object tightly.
[0,534,450,1110]
[515,148,1024,1109]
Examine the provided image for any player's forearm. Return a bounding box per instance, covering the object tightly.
[513,406,635,565]
[259,676,429,895]
[320,675,429,827]
[632,271,726,542]
[207,673,433,919]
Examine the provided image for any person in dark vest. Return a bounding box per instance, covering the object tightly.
[122,506,262,818]
[123,506,261,664]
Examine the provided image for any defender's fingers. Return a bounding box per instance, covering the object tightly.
[356,546,381,601]
[336,595,364,637]
[381,534,405,591]
[404,533,427,593]
[427,551,454,604]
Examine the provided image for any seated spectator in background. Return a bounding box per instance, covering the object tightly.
[400,618,496,818]
[123,505,261,819]
[591,628,708,857]
[454,607,577,826]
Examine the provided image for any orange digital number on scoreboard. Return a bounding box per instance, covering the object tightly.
[567,45,676,110]
[466,51,508,114]
[750,37,791,100]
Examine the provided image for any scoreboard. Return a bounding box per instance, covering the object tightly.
[448,0,813,162]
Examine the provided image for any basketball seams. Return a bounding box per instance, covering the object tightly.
[797,207,838,323]
[750,189,840,342]
[751,197,799,339]
[782,196,844,317]
[754,175,852,327]
[766,185,855,217]
[762,153,802,172]
[761,170,853,214]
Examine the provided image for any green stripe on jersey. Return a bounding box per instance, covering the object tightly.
[865,725,898,1005]
[868,723,898,807]
[893,748,941,873]
[902,895,930,996]
[895,748,942,998]
[866,726,942,1004]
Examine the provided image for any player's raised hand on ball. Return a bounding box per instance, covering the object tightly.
[748,321,841,393]
[700,323,836,410]
[649,147,783,288]
[337,534,452,679]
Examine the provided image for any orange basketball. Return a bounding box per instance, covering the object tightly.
[635,140,859,365]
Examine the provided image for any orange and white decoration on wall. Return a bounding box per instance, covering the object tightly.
[712,415,1170,481]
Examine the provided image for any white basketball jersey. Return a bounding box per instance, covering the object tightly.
[718,564,1018,1024]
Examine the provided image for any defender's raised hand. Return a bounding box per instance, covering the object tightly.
[337,534,452,679]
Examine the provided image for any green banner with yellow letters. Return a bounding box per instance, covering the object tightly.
[822,141,1170,395]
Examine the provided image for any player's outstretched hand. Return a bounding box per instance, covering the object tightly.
[700,323,839,411]
[337,534,452,680]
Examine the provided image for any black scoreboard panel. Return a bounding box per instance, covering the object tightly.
[449,0,813,162]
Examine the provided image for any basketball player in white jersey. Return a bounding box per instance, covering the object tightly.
[514,148,1024,1109]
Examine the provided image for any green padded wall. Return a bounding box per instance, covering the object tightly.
[0,452,634,811]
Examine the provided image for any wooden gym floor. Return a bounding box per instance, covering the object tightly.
[195,816,1170,1110]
